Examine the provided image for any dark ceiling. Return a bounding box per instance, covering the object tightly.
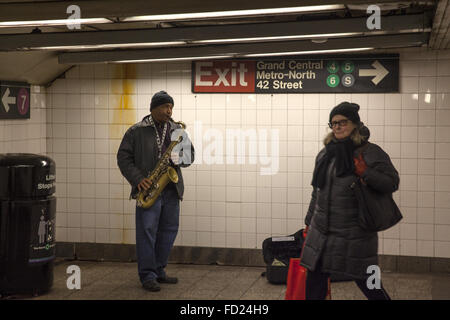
[0,0,446,85]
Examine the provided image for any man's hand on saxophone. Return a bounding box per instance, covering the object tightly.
[138,177,153,192]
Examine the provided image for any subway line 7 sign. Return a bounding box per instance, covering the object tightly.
[0,81,30,119]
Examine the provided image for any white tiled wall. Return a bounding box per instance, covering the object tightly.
[0,85,47,154]
[42,48,450,259]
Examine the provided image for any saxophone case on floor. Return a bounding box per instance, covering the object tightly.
[261,229,352,284]
[262,230,304,284]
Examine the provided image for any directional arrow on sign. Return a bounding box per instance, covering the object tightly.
[359,60,389,85]
[1,88,16,112]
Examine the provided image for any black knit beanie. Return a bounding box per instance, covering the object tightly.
[329,102,361,124]
[150,90,174,111]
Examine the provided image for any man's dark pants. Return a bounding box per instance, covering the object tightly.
[135,185,180,285]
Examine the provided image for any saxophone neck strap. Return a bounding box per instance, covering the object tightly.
[149,115,168,159]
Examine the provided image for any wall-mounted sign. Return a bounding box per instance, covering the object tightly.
[192,54,399,93]
[0,81,30,119]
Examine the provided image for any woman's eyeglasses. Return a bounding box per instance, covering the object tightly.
[328,119,349,129]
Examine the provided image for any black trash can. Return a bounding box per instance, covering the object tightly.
[0,153,56,296]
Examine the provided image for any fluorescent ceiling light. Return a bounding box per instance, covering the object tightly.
[192,32,361,44]
[0,18,111,28]
[21,30,427,51]
[0,4,343,28]
[25,41,186,51]
[111,48,373,63]
[23,32,360,50]
[112,55,233,64]
[242,47,374,57]
[123,5,345,22]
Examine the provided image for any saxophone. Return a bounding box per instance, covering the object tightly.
[136,120,187,209]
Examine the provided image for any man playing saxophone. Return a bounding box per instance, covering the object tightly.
[117,90,195,292]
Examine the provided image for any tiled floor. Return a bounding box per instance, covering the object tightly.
[4,260,450,300]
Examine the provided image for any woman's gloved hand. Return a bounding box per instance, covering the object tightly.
[353,153,368,177]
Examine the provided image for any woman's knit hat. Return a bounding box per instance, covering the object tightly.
[329,102,361,124]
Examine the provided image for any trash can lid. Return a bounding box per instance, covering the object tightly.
[0,153,55,169]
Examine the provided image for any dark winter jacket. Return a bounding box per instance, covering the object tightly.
[117,115,195,201]
[300,132,399,279]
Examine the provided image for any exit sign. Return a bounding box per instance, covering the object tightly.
[192,54,399,93]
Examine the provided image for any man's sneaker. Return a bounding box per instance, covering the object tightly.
[157,276,178,284]
[142,279,161,292]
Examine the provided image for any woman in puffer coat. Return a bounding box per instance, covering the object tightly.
[300,102,399,300]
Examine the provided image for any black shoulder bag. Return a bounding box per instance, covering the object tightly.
[351,144,403,232]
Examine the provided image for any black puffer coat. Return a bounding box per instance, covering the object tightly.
[300,132,399,279]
